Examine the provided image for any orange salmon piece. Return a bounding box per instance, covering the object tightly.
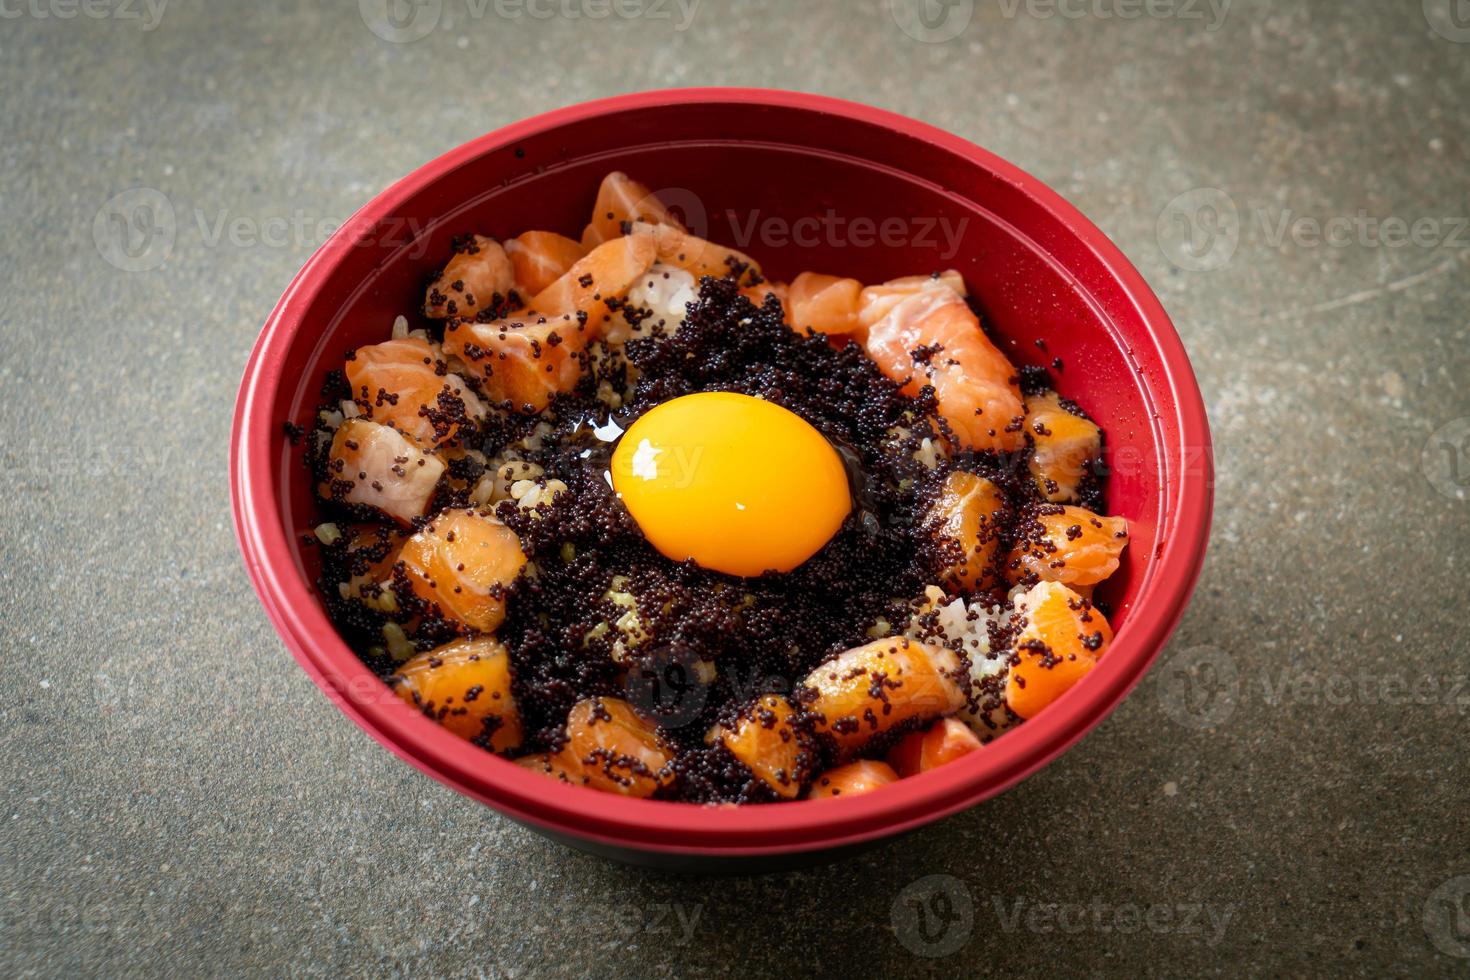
[886,718,983,777]
[519,697,674,798]
[627,220,762,282]
[504,230,586,295]
[581,171,685,248]
[424,235,515,319]
[857,270,967,330]
[392,637,522,750]
[929,470,1009,594]
[525,231,659,336]
[1007,505,1129,587]
[345,337,485,448]
[1025,390,1102,503]
[397,508,527,633]
[1004,580,1113,720]
[788,272,863,335]
[806,760,899,800]
[443,314,588,414]
[740,280,788,309]
[863,282,1025,452]
[714,695,811,799]
[442,234,657,412]
[321,419,445,526]
[801,638,967,760]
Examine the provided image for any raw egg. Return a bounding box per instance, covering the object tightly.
[611,392,851,577]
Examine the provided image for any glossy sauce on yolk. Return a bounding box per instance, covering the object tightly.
[610,392,851,577]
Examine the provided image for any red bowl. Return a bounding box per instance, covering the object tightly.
[231,88,1212,870]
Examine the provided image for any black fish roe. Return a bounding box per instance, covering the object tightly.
[300,274,1106,804]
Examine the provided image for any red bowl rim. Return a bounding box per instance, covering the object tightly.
[230,87,1213,857]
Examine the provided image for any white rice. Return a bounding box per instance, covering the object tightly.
[904,586,1020,742]
[626,263,698,332]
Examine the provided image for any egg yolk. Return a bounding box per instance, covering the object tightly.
[611,392,851,577]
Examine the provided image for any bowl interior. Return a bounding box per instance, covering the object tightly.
[241,92,1206,856]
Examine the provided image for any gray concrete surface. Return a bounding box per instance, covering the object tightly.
[2,0,1468,976]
